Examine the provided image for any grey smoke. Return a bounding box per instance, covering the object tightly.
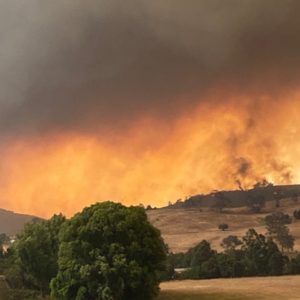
[1,0,300,137]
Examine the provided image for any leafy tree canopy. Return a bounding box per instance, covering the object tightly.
[221,235,242,250]
[242,229,284,275]
[51,201,166,300]
[14,214,66,297]
[265,212,292,235]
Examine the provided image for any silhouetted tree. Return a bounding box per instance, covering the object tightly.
[274,189,284,208]
[146,205,153,210]
[246,192,265,213]
[253,179,273,189]
[218,224,229,231]
[293,209,300,220]
[277,233,294,252]
[265,212,292,235]
[210,191,231,213]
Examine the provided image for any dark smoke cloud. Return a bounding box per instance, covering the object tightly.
[1,0,300,137]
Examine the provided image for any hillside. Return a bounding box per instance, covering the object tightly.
[0,208,38,236]
[147,197,300,253]
[169,184,300,209]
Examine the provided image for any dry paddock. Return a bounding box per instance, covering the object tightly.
[157,276,300,300]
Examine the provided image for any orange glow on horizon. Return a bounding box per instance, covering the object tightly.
[1,93,300,218]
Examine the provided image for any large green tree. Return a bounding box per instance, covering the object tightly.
[14,214,66,297]
[51,201,166,300]
[242,229,284,276]
[183,240,215,268]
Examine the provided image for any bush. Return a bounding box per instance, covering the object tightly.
[218,224,228,231]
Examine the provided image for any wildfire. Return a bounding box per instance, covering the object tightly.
[0,93,300,218]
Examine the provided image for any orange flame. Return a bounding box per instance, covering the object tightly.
[1,93,300,217]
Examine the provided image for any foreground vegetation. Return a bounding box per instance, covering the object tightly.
[1,197,300,300]
[0,202,166,300]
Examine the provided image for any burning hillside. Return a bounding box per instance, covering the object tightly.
[0,1,300,217]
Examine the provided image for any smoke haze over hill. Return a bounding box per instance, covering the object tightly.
[1,1,300,217]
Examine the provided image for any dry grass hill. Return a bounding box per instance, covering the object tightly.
[147,197,300,254]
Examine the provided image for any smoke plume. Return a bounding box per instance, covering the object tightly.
[1,1,300,217]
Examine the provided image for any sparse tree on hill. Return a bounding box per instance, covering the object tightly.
[246,192,265,213]
[277,233,294,252]
[253,179,273,189]
[274,189,284,208]
[265,212,294,253]
[211,191,231,213]
[265,212,292,235]
[218,224,229,231]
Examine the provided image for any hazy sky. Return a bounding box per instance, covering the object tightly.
[1,1,300,217]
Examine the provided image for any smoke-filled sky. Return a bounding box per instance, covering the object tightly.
[1,0,300,217]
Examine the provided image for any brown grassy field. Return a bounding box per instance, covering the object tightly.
[147,197,300,253]
[157,276,300,300]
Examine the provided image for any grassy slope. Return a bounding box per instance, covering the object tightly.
[158,276,300,300]
[147,197,300,253]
